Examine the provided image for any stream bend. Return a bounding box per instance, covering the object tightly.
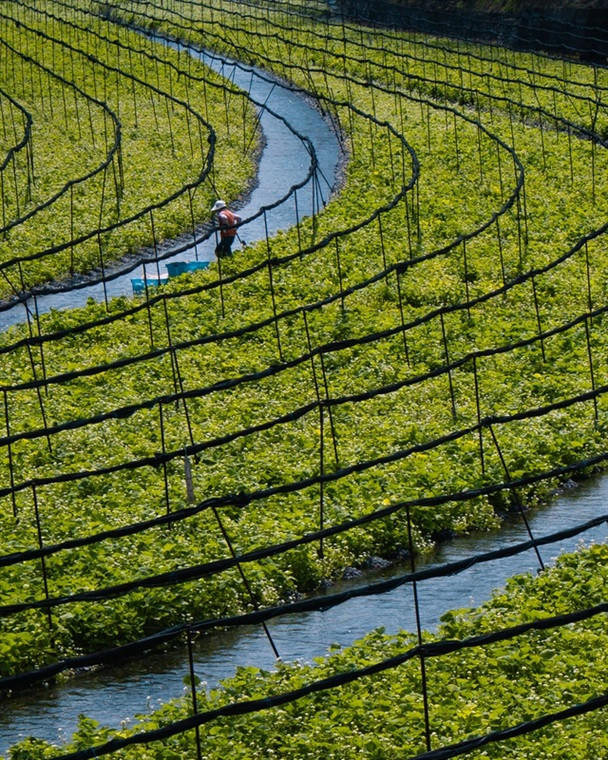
[1,17,607,759]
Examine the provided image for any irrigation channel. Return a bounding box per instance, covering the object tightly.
[1,29,607,758]
[0,35,339,331]
[1,475,607,752]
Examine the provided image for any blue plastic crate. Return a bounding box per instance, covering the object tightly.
[166,260,210,278]
[166,261,189,277]
[185,260,210,272]
[131,276,168,294]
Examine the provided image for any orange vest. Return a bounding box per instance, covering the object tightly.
[218,209,239,238]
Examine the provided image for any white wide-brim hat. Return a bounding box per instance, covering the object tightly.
[211,199,227,212]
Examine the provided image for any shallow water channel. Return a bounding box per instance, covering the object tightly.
[1,475,606,752]
[1,37,607,756]
[0,38,339,331]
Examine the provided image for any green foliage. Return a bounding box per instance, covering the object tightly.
[1,4,608,758]
[0,1,258,293]
[9,544,608,758]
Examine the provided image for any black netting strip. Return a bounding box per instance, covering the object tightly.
[123,0,607,125]
[0,8,215,274]
[1,417,606,615]
[2,285,606,474]
[0,34,119,237]
[0,22,415,339]
[410,695,608,760]
[336,0,608,67]
[2,508,606,692]
[1,3,607,756]
[28,602,608,759]
[0,86,32,173]
[9,0,608,392]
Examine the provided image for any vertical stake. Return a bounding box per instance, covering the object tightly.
[304,309,338,533]
[151,209,195,447]
[188,188,198,261]
[405,192,413,260]
[1,173,6,234]
[16,270,51,448]
[453,111,460,173]
[387,128,396,186]
[567,127,574,185]
[415,182,421,242]
[97,232,108,310]
[69,185,75,278]
[489,425,544,571]
[462,238,471,318]
[405,504,432,753]
[395,266,410,366]
[584,316,598,424]
[495,140,504,198]
[591,138,596,205]
[531,276,545,362]
[303,310,321,403]
[186,627,203,760]
[215,229,225,319]
[538,108,546,172]
[184,449,196,504]
[335,237,345,310]
[150,209,163,282]
[32,484,53,634]
[142,264,155,349]
[263,210,283,362]
[472,356,485,475]
[211,504,280,659]
[440,313,457,420]
[496,216,506,287]
[159,401,171,521]
[378,214,388,283]
[318,402,324,559]
[368,121,376,171]
[521,179,530,247]
[318,352,339,467]
[584,240,593,318]
[4,390,17,517]
[515,195,524,272]
[476,120,484,184]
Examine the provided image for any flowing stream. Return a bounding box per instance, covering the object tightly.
[0,39,338,331]
[1,475,606,753]
[0,37,607,757]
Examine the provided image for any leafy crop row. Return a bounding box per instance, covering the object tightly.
[1,0,608,755]
[0,0,258,294]
[1,0,606,665]
[11,543,608,758]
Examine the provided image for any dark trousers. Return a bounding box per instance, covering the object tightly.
[215,235,236,258]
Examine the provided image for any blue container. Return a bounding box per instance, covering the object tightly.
[185,260,210,272]
[131,276,168,294]
[166,261,189,277]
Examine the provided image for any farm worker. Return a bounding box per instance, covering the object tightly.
[211,199,242,258]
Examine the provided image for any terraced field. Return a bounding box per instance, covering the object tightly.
[1,1,607,757]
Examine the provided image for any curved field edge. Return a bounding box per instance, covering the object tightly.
[0,1,259,295]
[0,0,607,688]
[8,543,608,758]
